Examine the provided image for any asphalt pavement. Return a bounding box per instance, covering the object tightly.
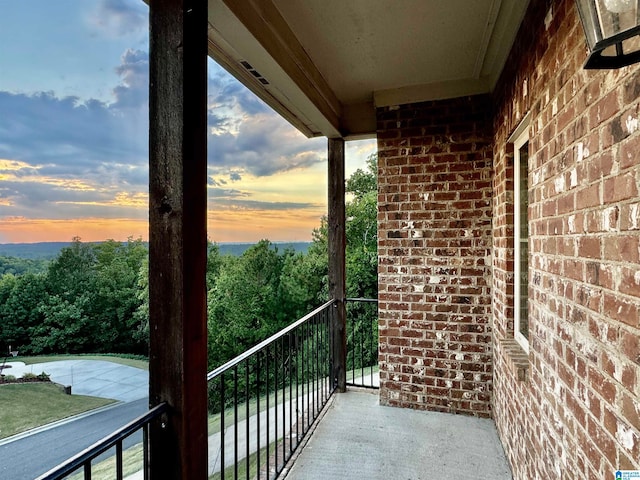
[0,359,149,479]
[0,398,149,480]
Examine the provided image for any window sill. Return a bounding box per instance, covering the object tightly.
[498,337,530,382]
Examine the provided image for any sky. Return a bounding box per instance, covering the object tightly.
[0,0,376,244]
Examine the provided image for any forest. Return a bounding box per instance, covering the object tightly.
[0,155,378,374]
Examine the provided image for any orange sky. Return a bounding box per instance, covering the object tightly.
[0,2,376,245]
[0,141,375,244]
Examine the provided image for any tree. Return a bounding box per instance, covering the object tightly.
[30,237,148,354]
[91,238,148,353]
[308,152,378,299]
[207,240,288,367]
[0,273,47,354]
[345,153,378,299]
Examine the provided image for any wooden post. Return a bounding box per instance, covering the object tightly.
[148,1,208,478]
[328,137,347,393]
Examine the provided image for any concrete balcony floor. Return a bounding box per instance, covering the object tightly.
[282,389,512,480]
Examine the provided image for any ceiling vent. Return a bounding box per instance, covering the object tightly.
[240,61,269,85]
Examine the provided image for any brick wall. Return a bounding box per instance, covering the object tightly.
[376,97,494,416]
[492,0,640,478]
[375,0,640,476]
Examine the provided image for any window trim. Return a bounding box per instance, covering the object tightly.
[511,115,530,354]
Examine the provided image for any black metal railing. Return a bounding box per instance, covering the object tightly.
[37,298,378,480]
[35,402,168,480]
[346,298,379,389]
[207,300,335,480]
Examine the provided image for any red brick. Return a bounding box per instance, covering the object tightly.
[379,3,640,478]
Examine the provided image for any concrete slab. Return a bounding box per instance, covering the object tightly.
[4,360,148,402]
[284,390,512,480]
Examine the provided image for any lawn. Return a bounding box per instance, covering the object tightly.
[0,383,114,439]
[66,443,144,480]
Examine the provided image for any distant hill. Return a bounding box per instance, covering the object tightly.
[0,241,311,260]
[0,242,71,259]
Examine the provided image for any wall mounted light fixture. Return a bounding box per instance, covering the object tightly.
[576,0,640,68]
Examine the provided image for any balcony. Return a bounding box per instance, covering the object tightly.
[283,390,510,480]
[38,299,511,480]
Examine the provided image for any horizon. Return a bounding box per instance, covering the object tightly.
[0,239,313,246]
[0,1,375,244]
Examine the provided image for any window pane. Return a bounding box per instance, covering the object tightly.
[518,144,529,340]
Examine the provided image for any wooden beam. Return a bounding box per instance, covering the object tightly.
[328,137,346,393]
[148,1,208,478]
[222,0,342,132]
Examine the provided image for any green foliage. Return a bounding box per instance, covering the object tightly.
[207,240,296,369]
[0,237,148,355]
[0,152,379,387]
[0,272,47,352]
[346,153,377,198]
[0,255,48,275]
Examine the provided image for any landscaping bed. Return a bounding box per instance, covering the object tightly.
[0,372,52,384]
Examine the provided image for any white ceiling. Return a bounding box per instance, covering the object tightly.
[207,0,530,139]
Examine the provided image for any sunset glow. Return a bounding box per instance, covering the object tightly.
[0,1,375,245]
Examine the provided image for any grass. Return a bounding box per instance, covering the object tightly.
[0,383,114,439]
[66,441,271,480]
[209,444,269,480]
[67,443,144,480]
[13,354,149,370]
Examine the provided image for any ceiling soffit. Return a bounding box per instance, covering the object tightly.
[207,0,530,138]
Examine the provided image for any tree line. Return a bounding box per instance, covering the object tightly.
[0,154,378,374]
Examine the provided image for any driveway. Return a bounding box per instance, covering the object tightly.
[4,360,148,402]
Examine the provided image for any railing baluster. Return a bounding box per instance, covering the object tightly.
[234,366,239,480]
[256,351,261,480]
[314,312,319,416]
[294,328,298,443]
[325,307,330,398]
[288,332,293,456]
[301,319,306,433]
[220,375,225,480]
[274,338,278,475]
[143,422,149,480]
[281,335,286,468]
[266,344,270,480]
[36,403,167,480]
[116,441,123,480]
[245,360,250,480]
[371,308,375,386]
[360,306,364,384]
[43,299,378,480]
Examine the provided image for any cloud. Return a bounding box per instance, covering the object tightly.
[208,63,269,116]
[0,40,335,242]
[206,60,327,177]
[112,49,148,110]
[207,187,250,199]
[89,0,147,37]
[0,44,150,223]
[208,113,326,177]
[210,198,319,211]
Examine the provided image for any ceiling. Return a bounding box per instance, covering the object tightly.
[207,0,530,139]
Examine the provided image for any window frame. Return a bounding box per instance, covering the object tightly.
[509,114,530,354]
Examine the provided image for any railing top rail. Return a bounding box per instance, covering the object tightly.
[35,402,168,480]
[207,299,336,381]
[345,297,378,303]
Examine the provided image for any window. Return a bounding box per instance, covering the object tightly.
[509,114,530,353]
